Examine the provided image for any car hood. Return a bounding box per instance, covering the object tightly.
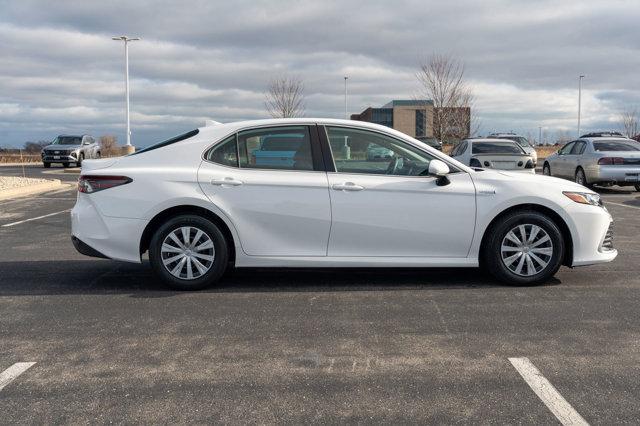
[471,168,589,193]
[43,144,82,151]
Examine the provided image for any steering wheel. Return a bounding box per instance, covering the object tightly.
[386,157,400,175]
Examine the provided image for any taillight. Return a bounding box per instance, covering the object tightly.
[78,175,132,193]
[598,157,624,165]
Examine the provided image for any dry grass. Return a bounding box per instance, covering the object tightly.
[0,154,42,164]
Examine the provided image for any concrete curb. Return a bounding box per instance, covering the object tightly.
[0,179,67,201]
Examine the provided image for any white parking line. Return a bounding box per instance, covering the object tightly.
[0,362,36,391]
[605,201,640,211]
[509,357,588,426]
[1,209,71,227]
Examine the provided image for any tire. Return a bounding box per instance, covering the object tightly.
[43,162,50,168]
[77,153,84,167]
[542,163,551,176]
[635,184,640,192]
[96,151,101,159]
[149,215,229,290]
[482,210,564,286]
[575,167,588,186]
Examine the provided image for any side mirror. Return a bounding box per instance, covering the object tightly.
[428,159,451,186]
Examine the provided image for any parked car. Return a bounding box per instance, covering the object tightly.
[250,133,305,169]
[416,136,443,151]
[450,138,536,173]
[71,118,615,290]
[543,135,640,191]
[488,133,538,166]
[41,135,101,168]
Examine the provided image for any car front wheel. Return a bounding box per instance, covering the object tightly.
[149,215,228,290]
[483,210,564,286]
[542,163,551,176]
[575,167,587,186]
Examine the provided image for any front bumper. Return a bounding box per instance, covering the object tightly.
[42,152,77,163]
[566,202,618,266]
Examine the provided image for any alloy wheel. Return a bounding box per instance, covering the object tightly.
[160,226,215,280]
[500,224,553,277]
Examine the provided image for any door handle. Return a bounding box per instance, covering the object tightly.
[332,182,364,191]
[211,177,243,186]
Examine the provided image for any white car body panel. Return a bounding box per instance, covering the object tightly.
[71,118,616,271]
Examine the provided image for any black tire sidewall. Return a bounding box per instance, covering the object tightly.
[149,215,228,290]
[484,211,564,286]
[575,168,586,185]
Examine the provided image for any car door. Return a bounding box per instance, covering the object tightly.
[570,140,586,173]
[554,141,575,177]
[198,125,331,257]
[321,125,476,258]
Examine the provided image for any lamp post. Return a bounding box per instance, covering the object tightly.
[112,35,140,152]
[577,75,585,138]
[344,76,348,119]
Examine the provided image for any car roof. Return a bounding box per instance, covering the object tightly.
[464,138,519,143]
[581,136,636,142]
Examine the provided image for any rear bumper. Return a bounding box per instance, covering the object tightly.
[71,193,147,263]
[71,235,109,259]
[586,165,640,185]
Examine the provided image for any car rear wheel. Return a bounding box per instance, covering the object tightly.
[542,163,551,176]
[575,167,587,186]
[149,215,228,290]
[483,210,564,286]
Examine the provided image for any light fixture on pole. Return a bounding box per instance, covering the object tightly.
[344,76,348,119]
[577,75,585,138]
[112,35,140,152]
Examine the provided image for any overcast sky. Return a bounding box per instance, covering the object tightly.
[1,0,639,148]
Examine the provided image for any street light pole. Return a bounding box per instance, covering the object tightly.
[539,126,542,145]
[112,36,140,150]
[577,75,585,138]
[344,76,348,119]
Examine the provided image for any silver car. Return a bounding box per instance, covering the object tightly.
[543,136,640,191]
[41,135,101,168]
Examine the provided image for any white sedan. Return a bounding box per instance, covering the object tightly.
[71,119,616,290]
[450,138,536,173]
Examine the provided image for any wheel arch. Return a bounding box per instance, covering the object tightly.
[139,205,236,263]
[479,203,573,267]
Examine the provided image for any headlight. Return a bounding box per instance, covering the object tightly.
[563,191,602,206]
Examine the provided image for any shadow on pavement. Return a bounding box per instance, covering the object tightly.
[0,260,561,297]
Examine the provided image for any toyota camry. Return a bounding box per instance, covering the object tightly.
[71,119,616,290]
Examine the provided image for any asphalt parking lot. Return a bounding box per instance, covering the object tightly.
[1,165,639,423]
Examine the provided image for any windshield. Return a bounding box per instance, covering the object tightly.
[593,140,640,152]
[472,141,524,154]
[496,136,531,147]
[53,136,82,145]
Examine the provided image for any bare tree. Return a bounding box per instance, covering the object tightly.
[99,135,119,156]
[619,107,639,138]
[264,75,305,118]
[416,54,478,142]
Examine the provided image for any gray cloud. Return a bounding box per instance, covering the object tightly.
[1,0,639,147]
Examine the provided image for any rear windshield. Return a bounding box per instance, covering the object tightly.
[472,142,524,154]
[131,129,199,155]
[593,140,640,152]
[53,136,82,145]
[496,136,531,147]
